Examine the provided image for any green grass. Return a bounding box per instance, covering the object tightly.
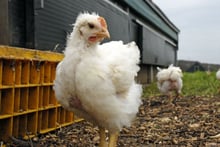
[143,71,220,97]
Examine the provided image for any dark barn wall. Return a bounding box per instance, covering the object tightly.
[8,0,26,47]
[0,0,179,83]
[129,21,143,59]
[0,0,9,45]
[0,0,26,47]
[33,0,130,51]
[142,26,176,66]
[164,41,176,64]
[0,0,34,48]
[0,0,180,84]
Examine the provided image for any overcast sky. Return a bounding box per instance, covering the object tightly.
[153,0,220,64]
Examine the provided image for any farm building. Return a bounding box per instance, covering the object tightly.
[0,0,179,143]
[178,61,206,72]
[0,0,180,84]
[178,60,220,72]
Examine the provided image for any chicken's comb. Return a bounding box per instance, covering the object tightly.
[98,17,107,28]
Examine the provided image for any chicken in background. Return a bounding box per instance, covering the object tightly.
[53,12,142,147]
[156,64,183,103]
[216,69,220,80]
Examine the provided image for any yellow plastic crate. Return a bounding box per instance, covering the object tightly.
[0,46,82,142]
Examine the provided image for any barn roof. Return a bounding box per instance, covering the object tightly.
[123,0,180,41]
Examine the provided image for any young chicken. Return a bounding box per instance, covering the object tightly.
[53,12,142,147]
[216,69,220,80]
[156,64,183,103]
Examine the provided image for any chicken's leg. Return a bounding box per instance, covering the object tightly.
[108,132,119,147]
[168,92,173,104]
[99,127,107,147]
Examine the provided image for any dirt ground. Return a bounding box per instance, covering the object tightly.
[10,96,220,146]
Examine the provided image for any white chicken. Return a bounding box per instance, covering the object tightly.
[53,12,142,147]
[216,69,220,80]
[156,64,183,102]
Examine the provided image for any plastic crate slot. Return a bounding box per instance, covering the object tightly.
[48,108,56,128]
[0,60,3,86]
[38,87,43,108]
[40,62,45,84]
[59,108,66,124]
[43,86,50,107]
[49,86,56,106]
[57,107,61,125]
[13,116,19,137]
[65,111,74,123]
[0,90,1,116]
[14,89,21,113]
[44,62,51,83]
[18,115,27,137]
[28,87,39,109]
[30,61,41,84]
[37,111,42,132]
[21,61,30,84]
[0,89,14,115]
[27,112,38,135]
[2,59,15,85]
[20,88,28,112]
[0,118,12,141]
[50,63,57,82]
[15,61,22,85]
[41,110,48,130]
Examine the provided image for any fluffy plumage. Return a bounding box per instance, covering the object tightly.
[53,12,142,146]
[156,64,183,96]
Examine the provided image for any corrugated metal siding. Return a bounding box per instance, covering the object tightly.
[129,21,143,61]
[2,0,178,67]
[164,42,176,64]
[34,0,130,51]
[123,0,179,42]
[142,26,175,66]
[129,21,142,47]
[8,0,26,47]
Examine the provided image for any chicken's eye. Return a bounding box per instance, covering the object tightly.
[88,23,95,29]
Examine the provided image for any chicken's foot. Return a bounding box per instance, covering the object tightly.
[99,127,107,147]
[108,132,119,147]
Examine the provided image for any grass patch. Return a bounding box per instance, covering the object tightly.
[143,71,220,97]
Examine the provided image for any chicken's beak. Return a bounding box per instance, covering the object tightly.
[97,17,110,39]
[96,28,110,39]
